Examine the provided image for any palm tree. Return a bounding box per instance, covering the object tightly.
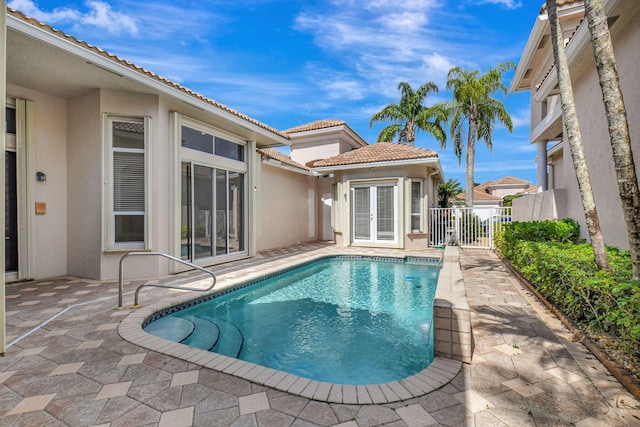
[546,0,610,272]
[369,81,447,147]
[444,62,515,207]
[437,179,463,208]
[583,0,640,280]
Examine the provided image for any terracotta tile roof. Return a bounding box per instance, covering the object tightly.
[312,142,438,168]
[282,120,347,134]
[257,148,310,171]
[454,191,501,201]
[7,8,290,141]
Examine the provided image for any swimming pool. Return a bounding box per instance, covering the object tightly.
[143,256,439,385]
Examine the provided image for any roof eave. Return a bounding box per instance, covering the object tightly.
[7,13,290,147]
[311,157,439,173]
[510,14,548,93]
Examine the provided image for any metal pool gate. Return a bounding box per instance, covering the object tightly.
[428,207,512,249]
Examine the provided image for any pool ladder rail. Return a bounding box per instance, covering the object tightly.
[117,251,217,309]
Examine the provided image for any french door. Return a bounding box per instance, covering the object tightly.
[352,183,397,244]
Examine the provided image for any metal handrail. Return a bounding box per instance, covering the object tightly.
[117,251,217,309]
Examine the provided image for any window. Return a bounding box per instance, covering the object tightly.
[178,116,247,262]
[410,180,423,233]
[181,124,244,161]
[105,116,150,250]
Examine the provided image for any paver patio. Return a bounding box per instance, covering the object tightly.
[1,243,639,426]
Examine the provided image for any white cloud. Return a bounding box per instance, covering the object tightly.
[8,0,138,36]
[473,0,523,9]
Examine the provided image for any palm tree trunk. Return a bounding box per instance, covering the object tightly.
[583,0,640,280]
[465,120,477,207]
[547,0,610,272]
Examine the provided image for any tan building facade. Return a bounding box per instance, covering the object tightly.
[510,0,640,249]
[3,8,444,285]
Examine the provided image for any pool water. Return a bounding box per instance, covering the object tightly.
[144,257,439,385]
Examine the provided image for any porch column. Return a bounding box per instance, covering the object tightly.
[536,140,548,191]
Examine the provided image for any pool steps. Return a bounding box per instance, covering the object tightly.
[144,315,244,358]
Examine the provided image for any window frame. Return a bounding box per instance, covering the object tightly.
[409,179,425,234]
[103,115,152,251]
[176,115,249,265]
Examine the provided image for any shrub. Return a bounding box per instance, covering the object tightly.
[495,220,640,360]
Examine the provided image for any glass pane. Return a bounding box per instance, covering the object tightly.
[181,162,191,260]
[411,214,421,232]
[376,186,395,240]
[113,121,144,149]
[215,137,244,161]
[216,169,228,255]
[115,215,144,242]
[228,172,244,253]
[5,151,18,271]
[411,181,421,214]
[114,152,145,211]
[353,187,370,240]
[5,107,16,134]
[182,126,214,154]
[194,165,213,259]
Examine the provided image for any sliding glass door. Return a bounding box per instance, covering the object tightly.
[352,183,397,244]
[181,162,245,262]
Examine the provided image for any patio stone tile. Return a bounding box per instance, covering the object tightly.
[193,406,239,427]
[396,404,438,427]
[256,409,296,427]
[76,340,104,350]
[546,366,584,384]
[109,403,161,427]
[170,369,199,387]
[454,390,494,413]
[44,328,70,337]
[46,393,106,426]
[268,394,308,418]
[48,362,85,376]
[95,381,132,400]
[94,323,119,331]
[117,353,146,367]
[238,391,269,415]
[356,405,402,427]
[502,377,544,397]
[15,347,46,357]
[298,400,339,426]
[7,393,56,415]
[0,371,16,384]
[193,389,238,414]
[158,406,194,427]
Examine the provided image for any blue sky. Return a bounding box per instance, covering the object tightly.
[9,0,543,187]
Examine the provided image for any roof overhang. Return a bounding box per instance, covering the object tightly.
[260,158,315,176]
[6,12,290,148]
[312,157,443,180]
[534,0,623,102]
[288,124,368,149]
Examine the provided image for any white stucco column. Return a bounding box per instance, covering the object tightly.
[536,141,548,191]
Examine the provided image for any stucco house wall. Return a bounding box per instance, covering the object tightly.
[7,82,68,279]
[512,0,640,250]
[256,164,318,251]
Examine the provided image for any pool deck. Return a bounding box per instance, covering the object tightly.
[1,243,639,426]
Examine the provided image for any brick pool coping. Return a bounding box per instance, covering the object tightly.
[118,248,465,404]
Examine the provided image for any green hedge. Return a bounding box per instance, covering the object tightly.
[495,220,640,356]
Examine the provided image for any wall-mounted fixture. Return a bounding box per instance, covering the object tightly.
[36,171,47,182]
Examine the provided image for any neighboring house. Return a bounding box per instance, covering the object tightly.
[510,0,640,249]
[2,7,445,285]
[453,176,536,208]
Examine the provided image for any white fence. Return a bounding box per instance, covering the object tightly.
[429,207,512,249]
